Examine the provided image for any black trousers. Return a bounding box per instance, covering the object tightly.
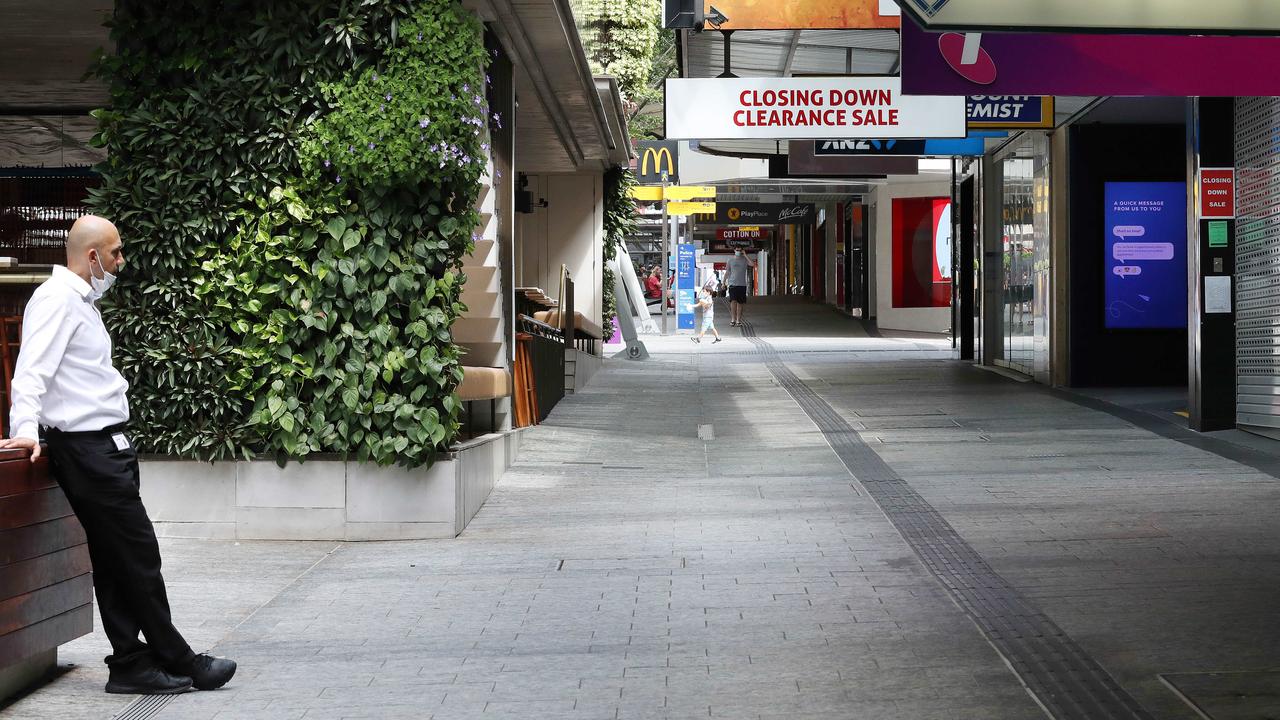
[44,425,194,670]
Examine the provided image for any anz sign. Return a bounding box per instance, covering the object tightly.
[813,136,987,157]
[815,139,926,155]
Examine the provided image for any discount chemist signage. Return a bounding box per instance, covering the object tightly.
[664,77,965,140]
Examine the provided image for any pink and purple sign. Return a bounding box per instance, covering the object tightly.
[901,18,1280,96]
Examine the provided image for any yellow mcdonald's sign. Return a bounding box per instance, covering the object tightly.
[663,186,716,200]
[641,146,675,177]
[628,186,664,201]
[668,201,716,216]
[636,140,679,184]
[627,185,716,201]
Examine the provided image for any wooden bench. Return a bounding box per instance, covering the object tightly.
[533,309,603,355]
[458,366,512,436]
[0,447,93,702]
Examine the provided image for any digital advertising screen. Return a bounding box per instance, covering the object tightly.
[1103,182,1187,329]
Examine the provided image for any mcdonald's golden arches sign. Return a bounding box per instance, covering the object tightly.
[636,140,679,185]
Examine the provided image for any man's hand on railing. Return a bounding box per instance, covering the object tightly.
[0,436,40,462]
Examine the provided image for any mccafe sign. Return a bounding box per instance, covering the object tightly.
[698,203,816,225]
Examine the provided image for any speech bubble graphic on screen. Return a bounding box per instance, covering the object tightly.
[1112,265,1143,279]
[1112,225,1146,239]
[1113,242,1175,261]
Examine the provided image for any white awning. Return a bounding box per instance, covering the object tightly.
[467,0,630,173]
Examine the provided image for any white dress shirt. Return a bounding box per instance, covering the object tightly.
[8,265,130,440]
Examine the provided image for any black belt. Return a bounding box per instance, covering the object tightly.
[41,422,129,437]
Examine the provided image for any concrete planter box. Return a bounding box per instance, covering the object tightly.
[140,430,521,541]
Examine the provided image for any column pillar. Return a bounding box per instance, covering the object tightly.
[1187,97,1236,431]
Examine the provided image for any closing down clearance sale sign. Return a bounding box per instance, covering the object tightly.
[664,77,966,140]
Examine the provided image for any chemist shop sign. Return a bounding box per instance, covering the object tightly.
[664,77,966,140]
[967,96,1053,129]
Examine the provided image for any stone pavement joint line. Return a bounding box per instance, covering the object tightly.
[737,320,1154,720]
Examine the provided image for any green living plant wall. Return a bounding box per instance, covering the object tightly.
[90,0,490,467]
[601,166,638,332]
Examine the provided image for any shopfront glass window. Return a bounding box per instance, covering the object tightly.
[1002,149,1035,375]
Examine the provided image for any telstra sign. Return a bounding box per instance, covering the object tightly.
[899,0,1280,34]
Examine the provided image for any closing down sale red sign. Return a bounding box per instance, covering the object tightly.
[664,77,966,140]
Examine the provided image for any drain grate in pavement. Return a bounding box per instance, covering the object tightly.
[111,695,178,720]
[738,320,1153,720]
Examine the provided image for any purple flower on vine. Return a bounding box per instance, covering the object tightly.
[486,74,492,85]
[368,141,376,149]
[481,142,489,152]
[462,83,470,93]
[492,112,502,128]
[323,159,331,168]
[419,117,430,128]
[417,32,423,41]
[372,73,379,81]
[379,103,385,112]
[348,145,355,153]
[335,175,342,184]
[385,93,392,102]
[474,94,483,105]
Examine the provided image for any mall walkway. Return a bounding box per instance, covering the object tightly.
[8,298,1280,720]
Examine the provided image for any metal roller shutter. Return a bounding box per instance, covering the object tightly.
[1235,97,1280,431]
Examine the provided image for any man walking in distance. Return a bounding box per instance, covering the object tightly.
[726,248,756,327]
[0,216,236,695]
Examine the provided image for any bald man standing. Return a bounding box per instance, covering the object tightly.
[0,216,235,695]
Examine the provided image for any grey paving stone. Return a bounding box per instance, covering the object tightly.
[19,299,1280,720]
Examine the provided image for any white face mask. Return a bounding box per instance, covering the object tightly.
[734,250,743,257]
[89,251,117,299]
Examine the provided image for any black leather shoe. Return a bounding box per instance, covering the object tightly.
[105,665,193,695]
[176,654,237,690]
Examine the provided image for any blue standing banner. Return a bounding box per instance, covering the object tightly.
[677,243,696,331]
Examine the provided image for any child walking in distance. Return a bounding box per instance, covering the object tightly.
[692,281,722,344]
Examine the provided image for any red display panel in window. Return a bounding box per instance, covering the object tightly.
[891,197,952,308]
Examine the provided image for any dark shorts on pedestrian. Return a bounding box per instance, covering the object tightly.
[728,286,747,304]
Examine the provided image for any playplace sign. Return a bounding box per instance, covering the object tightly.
[665,77,965,140]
